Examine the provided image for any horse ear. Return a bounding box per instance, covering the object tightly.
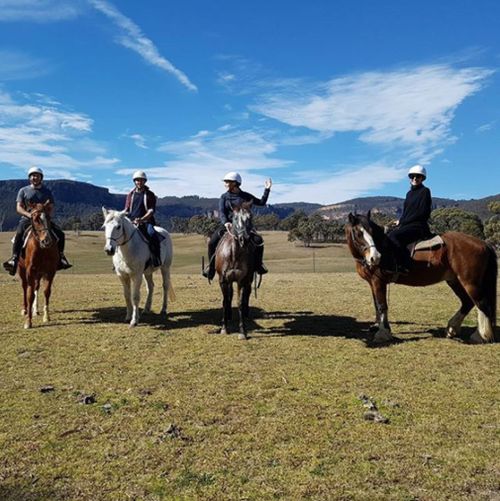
[43,200,51,207]
[348,213,355,224]
[366,210,371,220]
[102,207,108,219]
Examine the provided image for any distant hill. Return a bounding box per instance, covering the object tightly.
[0,179,497,230]
[317,194,500,221]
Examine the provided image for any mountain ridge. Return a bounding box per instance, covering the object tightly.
[0,179,497,230]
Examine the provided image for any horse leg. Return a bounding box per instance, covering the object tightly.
[33,288,39,316]
[20,269,28,316]
[42,276,55,323]
[445,280,474,338]
[129,273,143,327]
[370,279,393,344]
[119,273,133,322]
[220,281,232,335]
[458,280,495,344]
[238,283,251,340]
[143,272,154,313]
[369,289,380,333]
[159,265,172,318]
[24,279,36,329]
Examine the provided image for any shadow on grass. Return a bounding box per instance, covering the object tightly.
[0,483,58,501]
[59,306,496,345]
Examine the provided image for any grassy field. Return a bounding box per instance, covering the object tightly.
[0,231,498,500]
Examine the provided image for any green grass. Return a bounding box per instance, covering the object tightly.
[0,231,498,500]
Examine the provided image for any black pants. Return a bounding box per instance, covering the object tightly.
[12,218,65,257]
[388,225,429,267]
[138,223,161,262]
[208,228,264,267]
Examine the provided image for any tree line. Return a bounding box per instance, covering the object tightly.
[58,202,500,249]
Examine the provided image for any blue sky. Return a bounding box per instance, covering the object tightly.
[0,0,498,204]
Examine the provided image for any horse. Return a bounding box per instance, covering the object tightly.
[215,202,257,339]
[102,208,174,327]
[17,202,60,329]
[346,211,497,345]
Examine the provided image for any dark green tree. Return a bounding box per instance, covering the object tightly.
[430,208,484,239]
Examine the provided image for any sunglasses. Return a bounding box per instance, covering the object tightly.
[409,174,423,180]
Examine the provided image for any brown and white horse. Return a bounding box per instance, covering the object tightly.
[17,202,59,329]
[346,212,497,344]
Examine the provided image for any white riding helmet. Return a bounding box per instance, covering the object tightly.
[408,164,427,180]
[28,166,44,178]
[132,170,147,181]
[223,171,242,185]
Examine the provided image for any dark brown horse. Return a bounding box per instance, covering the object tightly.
[215,202,257,339]
[17,202,60,329]
[346,212,497,344]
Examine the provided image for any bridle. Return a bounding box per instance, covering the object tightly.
[105,218,136,247]
[349,225,378,268]
[30,209,53,247]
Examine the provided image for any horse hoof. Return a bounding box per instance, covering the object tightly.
[24,323,31,330]
[238,333,247,340]
[129,322,138,328]
[369,323,379,333]
[373,328,393,345]
[469,330,488,344]
[220,328,227,335]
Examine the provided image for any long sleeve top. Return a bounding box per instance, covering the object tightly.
[219,188,270,225]
[399,184,432,228]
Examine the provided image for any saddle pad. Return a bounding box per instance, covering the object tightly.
[414,235,444,252]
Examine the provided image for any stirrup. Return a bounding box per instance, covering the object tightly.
[257,264,268,275]
[202,265,215,280]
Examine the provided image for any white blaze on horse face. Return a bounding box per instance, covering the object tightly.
[361,228,381,266]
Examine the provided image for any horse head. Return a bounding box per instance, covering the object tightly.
[231,201,253,247]
[102,207,131,256]
[29,202,52,248]
[346,211,383,268]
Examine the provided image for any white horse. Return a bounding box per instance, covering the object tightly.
[102,208,174,327]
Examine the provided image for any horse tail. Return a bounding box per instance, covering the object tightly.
[484,244,497,333]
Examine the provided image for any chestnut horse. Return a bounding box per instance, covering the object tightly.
[346,212,497,345]
[215,202,257,339]
[18,202,60,329]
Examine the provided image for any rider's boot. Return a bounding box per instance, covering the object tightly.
[3,255,19,276]
[202,253,216,280]
[58,253,72,270]
[254,246,268,275]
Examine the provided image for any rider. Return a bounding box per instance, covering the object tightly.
[124,170,161,267]
[388,164,432,273]
[3,166,72,276]
[202,172,272,280]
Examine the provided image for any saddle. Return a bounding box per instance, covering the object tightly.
[407,235,445,258]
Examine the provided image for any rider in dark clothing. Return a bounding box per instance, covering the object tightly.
[202,171,272,280]
[3,166,72,276]
[388,164,432,272]
[124,170,161,268]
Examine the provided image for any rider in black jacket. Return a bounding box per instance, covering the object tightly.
[202,171,272,280]
[388,165,432,272]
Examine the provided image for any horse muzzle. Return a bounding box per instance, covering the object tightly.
[104,245,115,256]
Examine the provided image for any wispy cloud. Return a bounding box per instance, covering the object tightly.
[475,121,495,133]
[123,132,148,149]
[0,0,82,22]
[251,64,493,160]
[0,89,118,177]
[0,49,51,80]
[88,0,197,92]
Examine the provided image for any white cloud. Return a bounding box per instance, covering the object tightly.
[0,49,51,80]
[127,133,148,149]
[0,0,82,22]
[0,89,118,176]
[88,0,197,92]
[270,164,404,204]
[251,64,493,160]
